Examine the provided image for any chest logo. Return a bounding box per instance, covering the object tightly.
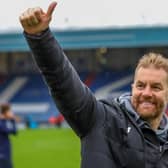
[127,126,131,133]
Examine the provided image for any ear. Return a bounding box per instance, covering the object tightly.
[131,83,134,89]
[130,83,134,95]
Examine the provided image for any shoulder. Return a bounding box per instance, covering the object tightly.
[99,96,123,116]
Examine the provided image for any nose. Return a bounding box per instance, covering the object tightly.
[142,86,153,97]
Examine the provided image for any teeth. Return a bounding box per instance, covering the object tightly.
[141,102,154,106]
[143,102,152,104]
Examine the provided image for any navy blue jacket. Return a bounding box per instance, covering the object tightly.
[0,119,17,160]
[25,29,168,168]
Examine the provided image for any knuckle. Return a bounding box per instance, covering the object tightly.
[20,15,26,22]
[33,7,40,13]
[34,9,41,15]
[29,15,34,20]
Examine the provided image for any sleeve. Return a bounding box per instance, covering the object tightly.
[0,119,17,135]
[24,29,105,137]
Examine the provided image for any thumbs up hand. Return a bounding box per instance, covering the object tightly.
[19,2,57,35]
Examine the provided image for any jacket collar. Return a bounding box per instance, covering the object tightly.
[115,92,168,142]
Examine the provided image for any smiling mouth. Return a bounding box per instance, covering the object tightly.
[139,102,155,108]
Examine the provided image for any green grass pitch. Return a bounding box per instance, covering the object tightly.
[11,128,80,168]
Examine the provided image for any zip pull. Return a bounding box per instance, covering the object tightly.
[159,145,163,153]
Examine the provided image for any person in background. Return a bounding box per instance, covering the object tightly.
[19,2,168,168]
[0,104,19,168]
[49,114,65,128]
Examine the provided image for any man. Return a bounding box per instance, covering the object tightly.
[0,104,18,168]
[19,2,168,167]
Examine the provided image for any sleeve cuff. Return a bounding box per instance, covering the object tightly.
[24,28,51,40]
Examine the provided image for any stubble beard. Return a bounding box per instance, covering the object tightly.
[132,96,165,121]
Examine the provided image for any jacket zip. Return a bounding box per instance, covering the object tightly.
[159,145,163,153]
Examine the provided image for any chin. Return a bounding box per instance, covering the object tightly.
[137,109,159,120]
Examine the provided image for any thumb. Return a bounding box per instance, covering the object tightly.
[46,1,57,17]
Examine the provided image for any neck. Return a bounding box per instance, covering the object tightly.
[146,114,163,131]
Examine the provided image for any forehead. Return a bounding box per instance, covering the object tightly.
[135,67,167,84]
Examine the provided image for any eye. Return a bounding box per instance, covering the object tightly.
[136,83,144,90]
[152,85,162,91]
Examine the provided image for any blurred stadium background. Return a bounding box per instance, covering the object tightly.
[0,26,168,126]
[1,0,168,167]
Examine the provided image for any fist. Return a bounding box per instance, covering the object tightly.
[19,2,57,35]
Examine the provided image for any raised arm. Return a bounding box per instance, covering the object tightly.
[19,2,104,137]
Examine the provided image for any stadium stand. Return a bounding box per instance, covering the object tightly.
[0,69,134,125]
[1,25,168,126]
[0,74,58,125]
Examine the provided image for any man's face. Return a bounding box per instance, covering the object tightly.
[131,66,168,120]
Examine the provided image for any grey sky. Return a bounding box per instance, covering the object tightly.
[1,0,168,32]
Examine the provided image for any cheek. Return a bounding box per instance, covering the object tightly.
[131,88,142,107]
[131,95,139,108]
[154,95,166,110]
[166,91,168,102]
[131,86,141,97]
[132,90,140,101]
[160,91,168,104]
